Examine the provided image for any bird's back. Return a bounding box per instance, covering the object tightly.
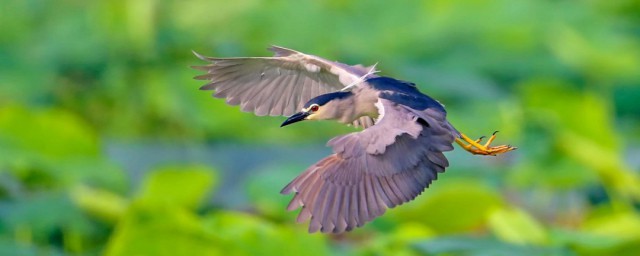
[365,76,446,113]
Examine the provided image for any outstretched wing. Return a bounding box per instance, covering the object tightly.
[192,46,378,118]
[281,99,457,233]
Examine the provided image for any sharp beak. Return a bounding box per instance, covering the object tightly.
[281,111,310,127]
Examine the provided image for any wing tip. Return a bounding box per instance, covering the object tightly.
[267,45,299,57]
[192,50,209,61]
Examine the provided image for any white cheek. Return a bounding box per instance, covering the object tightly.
[306,113,317,120]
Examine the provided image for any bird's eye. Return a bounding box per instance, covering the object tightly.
[310,105,319,112]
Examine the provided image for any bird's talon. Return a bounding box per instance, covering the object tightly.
[455,132,516,156]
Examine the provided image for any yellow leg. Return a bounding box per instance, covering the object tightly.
[455,131,517,156]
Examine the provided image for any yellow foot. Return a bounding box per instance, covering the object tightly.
[455,131,517,156]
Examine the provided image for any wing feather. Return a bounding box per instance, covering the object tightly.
[347,185,358,230]
[356,178,368,224]
[281,99,458,233]
[372,176,393,208]
[334,185,348,233]
[193,46,378,117]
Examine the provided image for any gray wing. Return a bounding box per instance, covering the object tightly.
[281,99,457,233]
[192,46,378,118]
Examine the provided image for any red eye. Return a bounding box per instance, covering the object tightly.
[310,105,319,112]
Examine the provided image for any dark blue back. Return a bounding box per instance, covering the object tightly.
[366,77,445,112]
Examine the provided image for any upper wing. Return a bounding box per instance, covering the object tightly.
[192,46,378,117]
[281,99,457,233]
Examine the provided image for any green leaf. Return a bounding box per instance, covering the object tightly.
[583,210,640,244]
[520,79,640,199]
[0,191,96,248]
[137,165,217,209]
[357,223,436,256]
[413,235,570,256]
[0,105,98,160]
[488,207,548,245]
[203,211,330,256]
[389,179,504,234]
[104,167,222,256]
[105,207,222,256]
[70,185,128,223]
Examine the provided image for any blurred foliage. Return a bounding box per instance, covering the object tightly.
[1,0,640,255]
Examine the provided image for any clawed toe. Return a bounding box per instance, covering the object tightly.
[455,132,517,156]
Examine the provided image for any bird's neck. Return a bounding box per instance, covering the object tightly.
[336,87,380,124]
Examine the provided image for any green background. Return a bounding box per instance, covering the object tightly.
[2,0,640,255]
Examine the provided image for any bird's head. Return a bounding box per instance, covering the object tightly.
[281,91,354,127]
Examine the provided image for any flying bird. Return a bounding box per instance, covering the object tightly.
[192,46,516,233]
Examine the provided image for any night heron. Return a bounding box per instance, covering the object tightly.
[192,46,516,233]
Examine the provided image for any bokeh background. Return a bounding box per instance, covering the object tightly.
[2,0,640,255]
